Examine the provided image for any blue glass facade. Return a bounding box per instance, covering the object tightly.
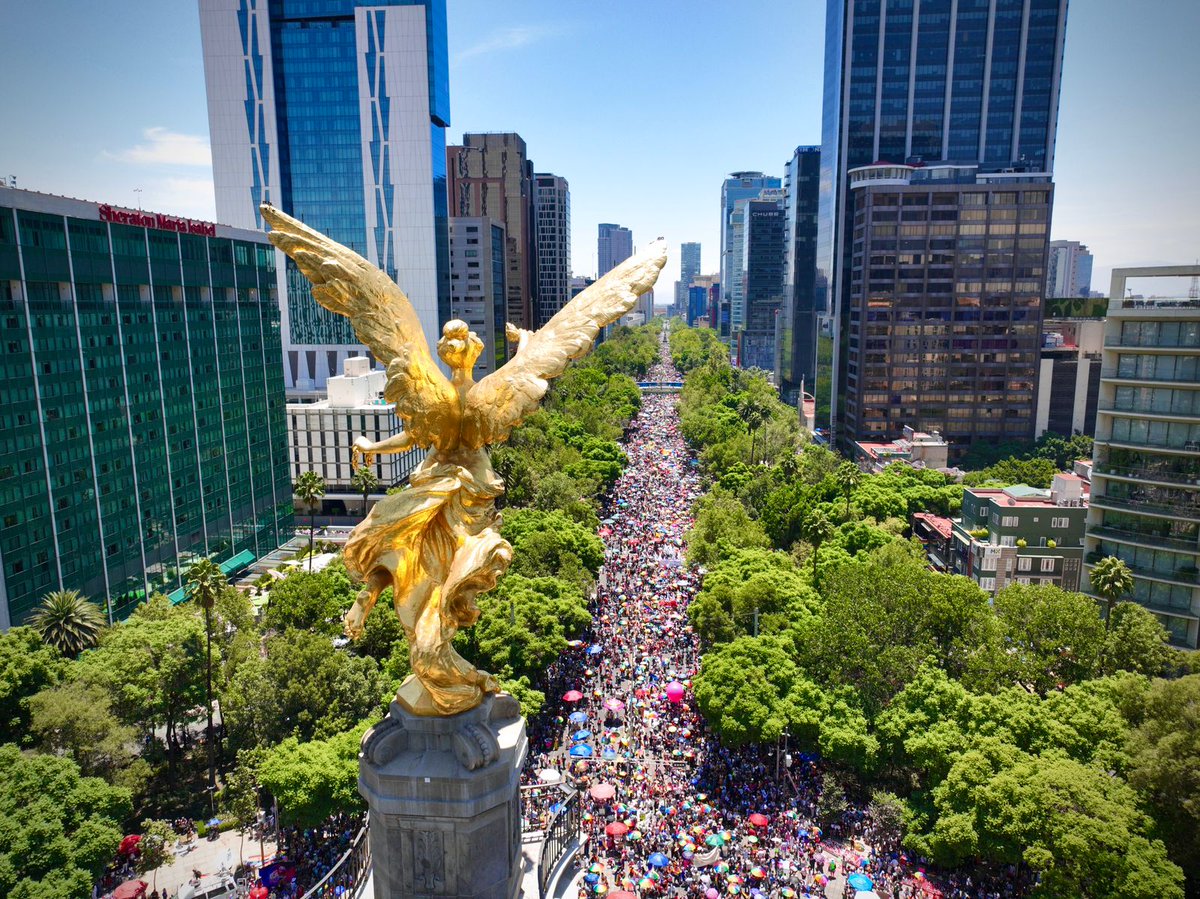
[265,0,450,344]
[817,0,1067,442]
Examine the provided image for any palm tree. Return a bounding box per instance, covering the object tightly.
[350,465,380,518]
[738,396,770,465]
[294,470,326,571]
[835,462,861,520]
[187,558,227,793]
[801,509,835,590]
[29,589,106,657]
[1090,556,1134,630]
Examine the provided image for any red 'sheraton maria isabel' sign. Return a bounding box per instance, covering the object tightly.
[98,204,217,238]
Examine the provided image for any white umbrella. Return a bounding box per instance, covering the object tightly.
[854,892,881,899]
[537,768,562,783]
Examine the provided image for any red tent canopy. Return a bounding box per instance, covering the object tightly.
[111,880,148,899]
[118,834,142,856]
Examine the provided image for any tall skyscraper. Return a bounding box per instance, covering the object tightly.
[200,0,451,393]
[0,188,293,627]
[447,133,537,330]
[534,174,571,326]
[729,188,786,344]
[1046,240,1094,297]
[449,217,507,377]
[675,241,702,313]
[780,146,821,402]
[817,0,1069,447]
[739,197,787,372]
[597,223,633,277]
[720,173,781,341]
[1084,265,1200,648]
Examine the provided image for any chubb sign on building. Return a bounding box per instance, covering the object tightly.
[98,204,217,237]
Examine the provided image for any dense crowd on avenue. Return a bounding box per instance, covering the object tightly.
[519,339,1031,899]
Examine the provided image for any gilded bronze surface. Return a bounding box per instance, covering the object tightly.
[261,204,666,716]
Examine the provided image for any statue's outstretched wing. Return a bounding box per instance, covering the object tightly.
[461,239,667,448]
[260,204,458,449]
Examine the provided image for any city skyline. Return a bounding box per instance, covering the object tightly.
[1,1,1197,294]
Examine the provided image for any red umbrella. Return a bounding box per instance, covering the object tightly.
[118,834,142,856]
[563,690,584,702]
[747,813,769,828]
[605,821,629,836]
[249,886,269,899]
[611,892,638,899]
[111,880,148,899]
[590,783,617,801]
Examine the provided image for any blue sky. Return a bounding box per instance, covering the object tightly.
[1,0,1197,295]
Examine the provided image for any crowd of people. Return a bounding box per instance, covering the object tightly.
[518,337,1033,899]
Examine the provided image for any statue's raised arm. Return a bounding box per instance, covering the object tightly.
[460,239,667,449]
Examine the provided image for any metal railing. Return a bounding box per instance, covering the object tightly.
[300,826,371,899]
[1088,525,1200,554]
[537,787,581,898]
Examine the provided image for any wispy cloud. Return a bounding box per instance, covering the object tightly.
[108,127,212,167]
[453,25,562,64]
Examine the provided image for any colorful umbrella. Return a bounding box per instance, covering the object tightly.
[590,783,616,801]
[604,698,626,712]
[111,881,148,899]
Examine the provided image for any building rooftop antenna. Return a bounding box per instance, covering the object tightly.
[1189,260,1198,300]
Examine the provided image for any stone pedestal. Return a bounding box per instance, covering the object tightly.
[359,693,527,899]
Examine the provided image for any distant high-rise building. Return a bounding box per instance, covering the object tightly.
[739,197,787,372]
[597,223,632,277]
[449,217,507,377]
[676,241,702,312]
[447,133,537,329]
[1085,266,1200,647]
[720,173,781,341]
[780,146,821,402]
[817,0,1069,446]
[0,188,293,627]
[534,174,571,326]
[842,164,1051,448]
[1036,317,1104,439]
[1047,240,1094,297]
[729,188,785,344]
[200,0,451,392]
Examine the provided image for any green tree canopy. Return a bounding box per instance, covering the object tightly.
[0,626,65,746]
[0,743,130,899]
[257,721,367,829]
[223,628,386,752]
[29,589,106,658]
[263,560,358,636]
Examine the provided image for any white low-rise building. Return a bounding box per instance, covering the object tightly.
[287,356,424,498]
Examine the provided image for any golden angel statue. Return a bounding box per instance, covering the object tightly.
[261,204,666,717]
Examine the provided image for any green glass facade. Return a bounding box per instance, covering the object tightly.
[0,191,293,627]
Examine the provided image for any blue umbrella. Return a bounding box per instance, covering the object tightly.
[568,711,589,725]
[572,729,592,741]
[847,873,874,891]
[601,748,618,760]
[587,645,603,655]
[569,744,594,758]
[648,852,670,868]
[584,873,599,885]
[207,818,221,828]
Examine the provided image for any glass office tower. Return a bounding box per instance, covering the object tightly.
[816,0,1068,445]
[200,0,451,392]
[720,173,781,344]
[0,188,292,628]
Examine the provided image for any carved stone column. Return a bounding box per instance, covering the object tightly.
[359,693,527,899]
